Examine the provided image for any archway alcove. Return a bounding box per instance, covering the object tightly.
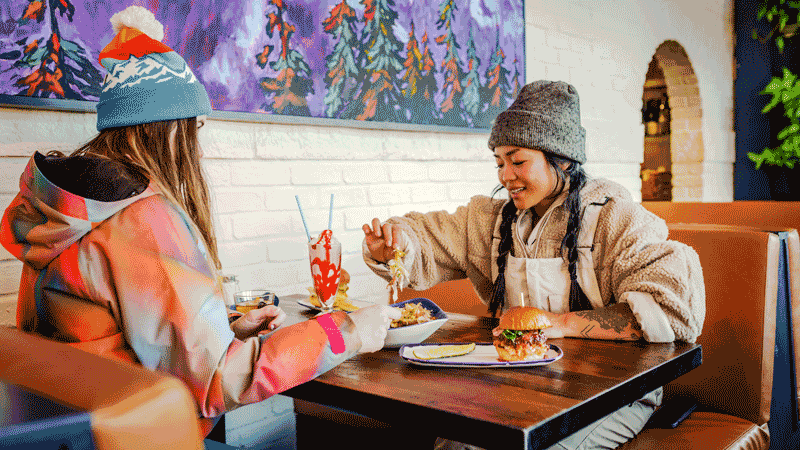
[641,40,705,202]
[641,55,672,201]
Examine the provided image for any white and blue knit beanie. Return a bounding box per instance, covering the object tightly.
[96,6,212,131]
[488,80,586,164]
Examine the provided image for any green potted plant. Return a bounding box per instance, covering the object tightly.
[748,1,800,170]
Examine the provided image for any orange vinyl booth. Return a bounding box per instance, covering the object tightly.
[618,223,782,449]
[400,223,790,450]
[0,326,207,449]
[641,202,800,366]
[642,201,800,444]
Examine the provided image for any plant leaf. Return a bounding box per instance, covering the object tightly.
[763,76,784,93]
[783,66,795,82]
[748,151,765,169]
[778,123,799,139]
[763,95,782,113]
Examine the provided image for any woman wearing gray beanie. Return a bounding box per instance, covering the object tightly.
[362,80,705,450]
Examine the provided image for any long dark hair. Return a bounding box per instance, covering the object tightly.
[488,153,590,317]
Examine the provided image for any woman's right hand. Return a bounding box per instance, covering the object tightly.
[347,304,403,353]
[362,218,405,263]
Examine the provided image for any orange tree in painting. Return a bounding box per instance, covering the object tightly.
[509,57,522,101]
[322,0,359,118]
[436,0,466,127]
[257,0,314,116]
[401,21,439,124]
[3,0,102,100]
[480,26,512,128]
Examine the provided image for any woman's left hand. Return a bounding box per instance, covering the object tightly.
[230,305,287,340]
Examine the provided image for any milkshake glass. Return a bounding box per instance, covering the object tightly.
[308,229,342,314]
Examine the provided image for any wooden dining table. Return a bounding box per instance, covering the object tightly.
[278,294,702,450]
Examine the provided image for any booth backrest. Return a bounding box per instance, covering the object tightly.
[0,327,203,450]
[397,278,488,317]
[641,201,800,232]
[643,201,800,419]
[664,224,778,426]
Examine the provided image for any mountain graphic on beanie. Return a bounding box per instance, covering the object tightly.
[102,55,200,93]
[96,6,211,131]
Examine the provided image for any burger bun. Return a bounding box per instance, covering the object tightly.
[498,307,552,331]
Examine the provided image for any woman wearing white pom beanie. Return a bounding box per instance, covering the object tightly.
[0,5,400,438]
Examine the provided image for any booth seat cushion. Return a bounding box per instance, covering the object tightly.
[0,327,203,450]
[617,412,769,450]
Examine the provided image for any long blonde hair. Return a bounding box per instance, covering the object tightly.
[67,118,221,269]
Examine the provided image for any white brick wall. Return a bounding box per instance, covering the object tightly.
[0,0,735,330]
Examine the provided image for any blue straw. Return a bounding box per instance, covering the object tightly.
[328,194,334,230]
[295,195,312,242]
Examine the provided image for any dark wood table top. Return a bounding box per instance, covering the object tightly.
[279,294,702,450]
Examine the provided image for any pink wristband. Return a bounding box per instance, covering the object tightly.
[316,314,346,355]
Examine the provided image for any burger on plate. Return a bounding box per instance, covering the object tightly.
[493,307,552,362]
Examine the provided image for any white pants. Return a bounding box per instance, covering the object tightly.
[434,388,661,450]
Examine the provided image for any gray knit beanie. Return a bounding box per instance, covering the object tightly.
[488,80,586,164]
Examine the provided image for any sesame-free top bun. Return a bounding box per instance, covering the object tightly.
[498,307,552,330]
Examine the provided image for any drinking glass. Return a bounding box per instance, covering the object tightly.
[234,290,276,314]
[308,231,342,314]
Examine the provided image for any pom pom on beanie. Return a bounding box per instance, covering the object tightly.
[109,6,164,41]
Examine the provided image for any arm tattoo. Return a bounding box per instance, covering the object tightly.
[573,303,639,335]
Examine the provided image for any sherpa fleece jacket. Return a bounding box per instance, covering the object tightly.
[364,178,705,343]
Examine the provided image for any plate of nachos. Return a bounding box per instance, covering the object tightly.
[384,297,448,348]
[298,268,364,312]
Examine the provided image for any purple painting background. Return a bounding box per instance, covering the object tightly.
[0,0,524,126]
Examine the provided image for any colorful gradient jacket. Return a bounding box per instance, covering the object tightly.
[1,152,360,429]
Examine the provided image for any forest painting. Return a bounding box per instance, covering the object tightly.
[0,0,525,129]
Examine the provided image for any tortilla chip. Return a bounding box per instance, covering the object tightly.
[307,285,359,312]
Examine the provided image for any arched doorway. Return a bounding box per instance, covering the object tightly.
[641,56,672,201]
[641,40,705,202]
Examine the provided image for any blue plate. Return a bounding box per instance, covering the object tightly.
[385,297,448,348]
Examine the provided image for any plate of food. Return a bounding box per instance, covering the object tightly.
[297,268,365,312]
[384,297,448,348]
[399,305,563,367]
[399,342,562,368]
